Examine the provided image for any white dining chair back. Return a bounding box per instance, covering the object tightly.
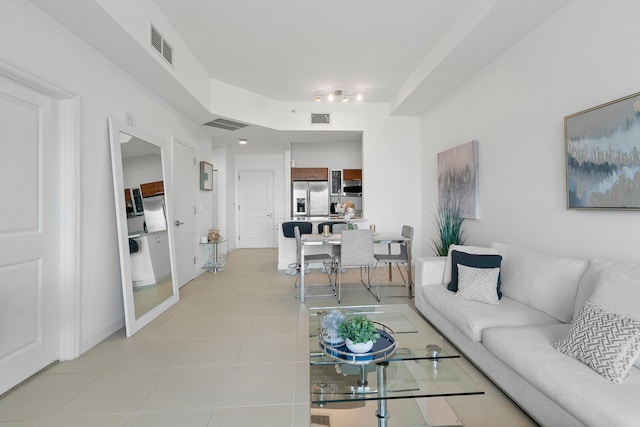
[339,229,375,266]
[372,224,414,300]
[332,223,357,234]
[293,226,336,297]
[336,229,376,302]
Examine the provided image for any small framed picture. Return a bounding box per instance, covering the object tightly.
[200,161,213,191]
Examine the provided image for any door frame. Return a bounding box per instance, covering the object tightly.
[0,61,81,361]
[171,137,197,287]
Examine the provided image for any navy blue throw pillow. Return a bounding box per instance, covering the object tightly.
[447,250,503,299]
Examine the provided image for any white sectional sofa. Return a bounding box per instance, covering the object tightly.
[414,242,640,427]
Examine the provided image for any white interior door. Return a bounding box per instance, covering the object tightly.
[0,75,60,394]
[238,170,274,248]
[172,139,196,287]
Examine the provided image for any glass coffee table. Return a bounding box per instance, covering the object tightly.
[308,305,483,427]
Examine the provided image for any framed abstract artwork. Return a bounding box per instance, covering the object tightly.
[437,140,479,219]
[200,161,213,191]
[565,92,640,209]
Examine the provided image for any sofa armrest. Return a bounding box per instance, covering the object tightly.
[415,257,446,291]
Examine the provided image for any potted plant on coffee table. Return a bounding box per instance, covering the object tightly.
[338,316,381,353]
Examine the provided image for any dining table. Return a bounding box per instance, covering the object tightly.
[298,232,412,302]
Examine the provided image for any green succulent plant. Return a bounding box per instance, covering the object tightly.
[337,316,380,344]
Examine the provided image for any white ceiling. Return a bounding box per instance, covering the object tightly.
[31,0,570,153]
[149,0,569,152]
[152,0,471,103]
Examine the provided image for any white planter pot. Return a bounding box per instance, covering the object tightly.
[346,339,373,354]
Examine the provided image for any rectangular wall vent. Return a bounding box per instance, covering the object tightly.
[203,118,249,131]
[150,24,173,65]
[311,113,331,124]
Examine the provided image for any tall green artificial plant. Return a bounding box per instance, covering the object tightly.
[432,202,466,256]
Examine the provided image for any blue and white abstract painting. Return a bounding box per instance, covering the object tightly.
[565,92,640,209]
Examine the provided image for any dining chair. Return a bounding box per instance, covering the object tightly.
[373,225,413,298]
[283,221,312,276]
[335,229,377,303]
[293,226,336,297]
[331,223,357,234]
[330,222,357,266]
[317,221,346,234]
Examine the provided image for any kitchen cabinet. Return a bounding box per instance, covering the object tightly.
[140,180,164,197]
[343,168,362,181]
[291,167,328,181]
[125,188,144,216]
[330,169,342,195]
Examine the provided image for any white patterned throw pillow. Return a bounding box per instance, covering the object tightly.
[456,264,500,305]
[553,301,640,383]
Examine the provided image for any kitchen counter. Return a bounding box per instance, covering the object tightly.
[277,215,366,222]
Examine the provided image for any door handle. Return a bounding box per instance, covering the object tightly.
[266,212,273,218]
[175,220,184,226]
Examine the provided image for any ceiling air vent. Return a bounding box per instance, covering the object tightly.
[311,113,330,124]
[203,118,249,131]
[150,24,173,65]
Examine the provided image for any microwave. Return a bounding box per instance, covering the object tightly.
[343,185,362,194]
[343,179,362,195]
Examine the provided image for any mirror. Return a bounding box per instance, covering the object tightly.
[108,117,179,336]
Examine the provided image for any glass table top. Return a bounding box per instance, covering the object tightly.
[307,305,483,416]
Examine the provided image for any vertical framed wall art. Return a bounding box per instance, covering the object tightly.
[565,91,640,209]
[200,161,213,191]
[437,140,479,219]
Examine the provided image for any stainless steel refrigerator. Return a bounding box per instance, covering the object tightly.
[292,181,329,217]
[142,195,168,232]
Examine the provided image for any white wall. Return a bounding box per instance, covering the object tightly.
[0,1,214,353]
[220,102,423,256]
[421,0,640,262]
[291,141,362,169]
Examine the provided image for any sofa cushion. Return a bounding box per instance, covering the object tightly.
[421,283,559,342]
[483,324,640,427]
[492,242,589,323]
[447,250,503,299]
[589,270,640,369]
[553,301,640,383]
[443,245,499,285]
[590,270,640,321]
[456,265,500,305]
[574,258,640,321]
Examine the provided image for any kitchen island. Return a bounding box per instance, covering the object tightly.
[276,216,368,270]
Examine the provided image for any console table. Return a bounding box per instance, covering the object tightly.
[201,238,227,272]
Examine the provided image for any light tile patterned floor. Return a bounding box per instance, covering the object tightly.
[0,249,539,426]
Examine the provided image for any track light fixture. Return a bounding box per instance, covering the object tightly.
[314,89,363,103]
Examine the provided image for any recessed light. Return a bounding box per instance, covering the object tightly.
[238,138,247,145]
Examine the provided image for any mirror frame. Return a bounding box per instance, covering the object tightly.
[108,117,179,336]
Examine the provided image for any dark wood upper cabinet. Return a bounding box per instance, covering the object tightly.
[343,168,362,181]
[139,180,164,197]
[291,167,328,181]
